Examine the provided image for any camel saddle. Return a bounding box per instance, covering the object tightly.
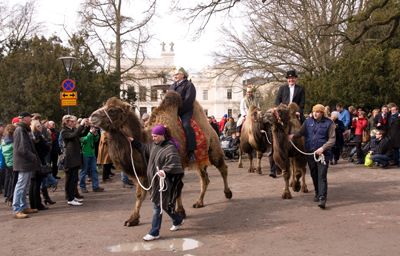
[177,117,209,164]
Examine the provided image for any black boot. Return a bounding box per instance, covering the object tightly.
[41,187,56,205]
[189,151,196,163]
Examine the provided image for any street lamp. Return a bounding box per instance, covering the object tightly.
[57,57,78,79]
[58,57,78,115]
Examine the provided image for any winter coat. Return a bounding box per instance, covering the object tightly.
[373,114,389,132]
[132,138,184,210]
[50,128,62,155]
[210,122,219,136]
[370,136,378,152]
[97,131,112,165]
[33,131,50,165]
[168,78,196,116]
[1,136,14,167]
[352,118,368,135]
[81,132,100,158]
[388,113,400,148]
[373,138,393,158]
[13,122,41,172]
[333,119,345,148]
[61,125,89,169]
[223,121,237,137]
[218,118,226,132]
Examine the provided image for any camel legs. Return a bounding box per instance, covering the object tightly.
[124,177,147,226]
[193,165,210,208]
[216,163,233,200]
[247,151,256,173]
[280,165,292,199]
[175,194,186,219]
[300,167,308,192]
[256,151,263,174]
[238,148,243,168]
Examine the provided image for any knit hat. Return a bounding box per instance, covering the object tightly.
[151,125,180,151]
[12,117,19,124]
[312,104,328,118]
[223,114,228,118]
[371,129,378,136]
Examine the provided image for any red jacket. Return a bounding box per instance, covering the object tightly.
[218,118,226,132]
[352,118,367,135]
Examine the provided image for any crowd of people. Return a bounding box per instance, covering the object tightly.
[0,112,135,219]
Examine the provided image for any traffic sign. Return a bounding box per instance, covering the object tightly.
[62,79,75,91]
[60,91,77,106]
[61,92,77,99]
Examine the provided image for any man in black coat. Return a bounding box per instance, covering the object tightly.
[208,116,219,137]
[168,66,197,163]
[387,104,400,166]
[373,105,389,132]
[48,121,62,179]
[275,70,306,123]
[370,130,393,169]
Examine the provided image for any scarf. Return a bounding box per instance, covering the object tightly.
[151,125,180,151]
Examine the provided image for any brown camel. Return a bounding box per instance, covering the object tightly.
[238,105,272,174]
[264,103,308,199]
[89,91,232,226]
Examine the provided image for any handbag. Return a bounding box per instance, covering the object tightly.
[362,129,370,143]
[57,152,66,170]
[38,163,52,175]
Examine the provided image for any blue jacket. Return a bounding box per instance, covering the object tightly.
[338,109,350,128]
[304,117,333,152]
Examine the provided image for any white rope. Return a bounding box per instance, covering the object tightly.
[262,130,272,144]
[128,141,168,214]
[289,139,326,165]
[103,109,113,123]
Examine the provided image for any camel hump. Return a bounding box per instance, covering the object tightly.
[288,102,300,118]
[162,90,183,108]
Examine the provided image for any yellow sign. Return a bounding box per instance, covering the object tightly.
[60,92,77,99]
[61,99,77,106]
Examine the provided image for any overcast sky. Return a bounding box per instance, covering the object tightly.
[31,0,221,73]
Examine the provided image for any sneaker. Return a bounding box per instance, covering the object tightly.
[81,189,89,193]
[170,220,184,231]
[122,181,133,188]
[318,196,327,209]
[68,200,83,206]
[93,187,105,192]
[313,195,319,202]
[143,234,160,241]
[75,194,84,199]
[74,197,83,202]
[13,212,28,219]
[21,208,39,214]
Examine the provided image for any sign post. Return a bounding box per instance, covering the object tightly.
[61,79,76,114]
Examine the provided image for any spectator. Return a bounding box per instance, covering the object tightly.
[218,114,228,134]
[208,116,219,136]
[352,111,368,164]
[374,105,389,132]
[329,111,345,165]
[2,124,16,207]
[61,115,90,206]
[30,120,51,211]
[97,130,114,184]
[141,113,150,127]
[48,121,62,179]
[80,126,104,193]
[223,117,236,137]
[32,113,50,146]
[11,117,19,126]
[121,171,135,188]
[127,125,184,241]
[336,104,350,129]
[369,130,393,169]
[12,112,41,218]
[0,122,5,139]
[367,109,380,133]
[387,104,400,167]
[325,106,331,117]
[370,129,378,153]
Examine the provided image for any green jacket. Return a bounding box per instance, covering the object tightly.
[81,132,99,158]
[1,137,14,167]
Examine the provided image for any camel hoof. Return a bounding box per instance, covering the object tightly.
[281,192,292,199]
[292,181,301,192]
[238,163,243,168]
[193,201,204,208]
[301,185,309,193]
[224,189,233,199]
[177,209,186,219]
[256,167,262,174]
[124,219,139,227]
[247,168,255,173]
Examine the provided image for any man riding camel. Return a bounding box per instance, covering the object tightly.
[236,86,260,137]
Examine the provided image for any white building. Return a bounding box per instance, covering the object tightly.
[118,43,244,121]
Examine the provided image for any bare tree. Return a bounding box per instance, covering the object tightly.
[0,0,42,49]
[78,0,157,92]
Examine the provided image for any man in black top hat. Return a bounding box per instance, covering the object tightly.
[275,70,306,123]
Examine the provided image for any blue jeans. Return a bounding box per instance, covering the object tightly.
[80,156,99,190]
[121,171,129,183]
[40,174,58,189]
[149,203,183,236]
[370,154,392,166]
[392,148,399,164]
[12,171,32,214]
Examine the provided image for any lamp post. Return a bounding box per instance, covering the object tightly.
[58,57,78,115]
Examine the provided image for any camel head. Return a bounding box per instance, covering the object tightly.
[89,97,136,132]
[264,104,291,128]
[248,105,264,125]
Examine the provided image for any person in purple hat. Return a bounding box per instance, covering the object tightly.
[127,125,184,241]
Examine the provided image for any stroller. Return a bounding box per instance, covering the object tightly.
[343,141,370,162]
[221,136,240,159]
